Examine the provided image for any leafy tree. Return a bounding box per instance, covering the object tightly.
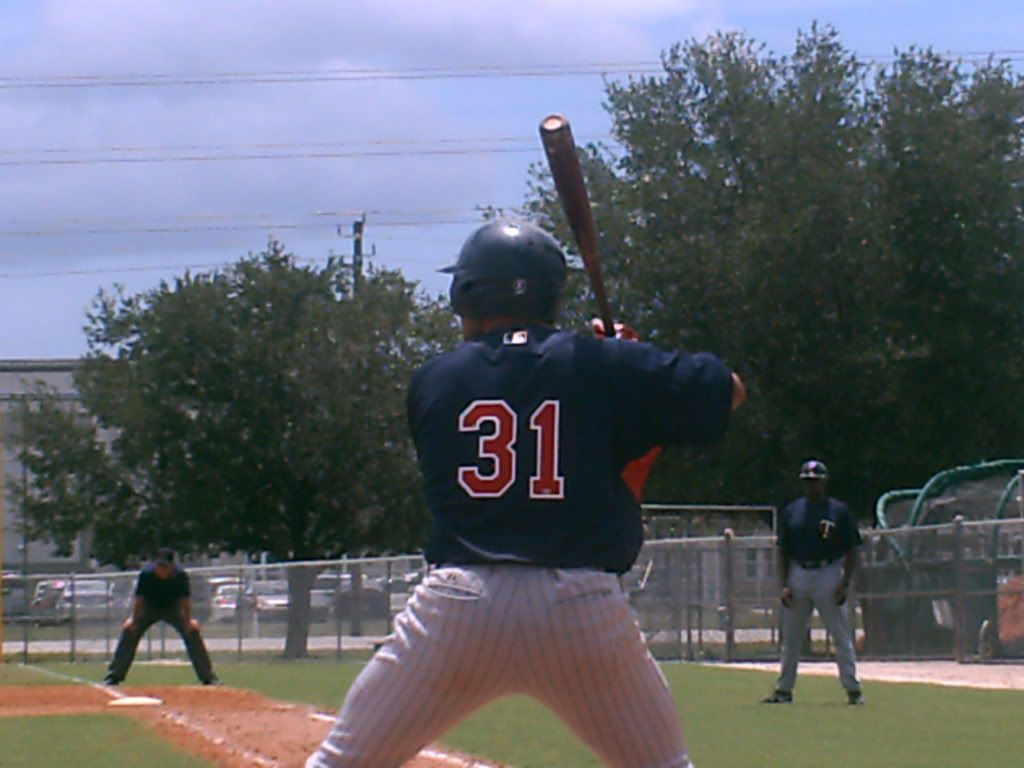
[15,241,457,656]
[529,26,1024,516]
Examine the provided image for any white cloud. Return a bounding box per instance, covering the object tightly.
[0,0,716,355]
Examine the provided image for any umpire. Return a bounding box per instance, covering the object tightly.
[763,460,863,705]
[104,548,220,686]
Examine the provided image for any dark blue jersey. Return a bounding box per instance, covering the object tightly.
[777,496,862,563]
[135,563,190,611]
[407,324,735,574]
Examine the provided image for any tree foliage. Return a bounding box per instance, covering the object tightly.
[15,241,457,655]
[529,26,1024,514]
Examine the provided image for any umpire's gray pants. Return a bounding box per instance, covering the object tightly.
[777,562,860,693]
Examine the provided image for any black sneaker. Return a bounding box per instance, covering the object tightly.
[102,676,120,687]
[202,677,223,686]
[762,690,793,704]
[847,690,864,706]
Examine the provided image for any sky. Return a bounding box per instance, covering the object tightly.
[0,0,1021,358]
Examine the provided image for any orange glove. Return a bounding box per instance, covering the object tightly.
[591,318,661,502]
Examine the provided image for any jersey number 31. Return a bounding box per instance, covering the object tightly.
[458,399,564,500]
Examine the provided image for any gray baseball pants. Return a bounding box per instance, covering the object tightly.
[777,561,860,693]
[307,564,693,768]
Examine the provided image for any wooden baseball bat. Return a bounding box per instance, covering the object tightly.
[538,114,615,337]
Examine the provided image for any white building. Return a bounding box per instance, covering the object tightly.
[0,359,92,573]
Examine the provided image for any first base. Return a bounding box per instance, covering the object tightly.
[109,695,163,707]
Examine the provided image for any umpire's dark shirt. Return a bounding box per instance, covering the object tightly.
[135,564,190,612]
[777,497,861,564]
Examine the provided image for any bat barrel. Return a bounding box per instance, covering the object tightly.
[537,113,616,336]
[540,114,569,134]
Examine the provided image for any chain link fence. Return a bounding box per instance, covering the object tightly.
[4,518,1024,664]
[2,555,427,662]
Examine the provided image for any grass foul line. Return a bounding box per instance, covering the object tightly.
[16,663,125,700]
[309,712,504,767]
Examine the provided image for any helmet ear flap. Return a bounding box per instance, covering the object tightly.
[449,275,474,317]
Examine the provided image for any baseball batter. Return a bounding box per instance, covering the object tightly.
[307,220,746,768]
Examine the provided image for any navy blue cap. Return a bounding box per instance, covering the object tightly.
[799,460,829,480]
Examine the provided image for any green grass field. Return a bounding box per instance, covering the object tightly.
[3,659,1022,767]
[0,714,212,768]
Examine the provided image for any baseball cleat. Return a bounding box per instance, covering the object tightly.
[761,690,793,704]
[847,691,864,705]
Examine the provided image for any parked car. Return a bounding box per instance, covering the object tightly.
[187,574,214,623]
[110,579,136,615]
[1,573,30,621]
[246,580,291,622]
[320,574,390,620]
[210,582,247,622]
[54,580,116,623]
[31,579,69,625]
[246,578,332,623]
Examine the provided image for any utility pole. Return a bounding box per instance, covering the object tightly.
[0,410,6,652]
[352,214,365,295]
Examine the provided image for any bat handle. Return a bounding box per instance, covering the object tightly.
[593,286,615,339]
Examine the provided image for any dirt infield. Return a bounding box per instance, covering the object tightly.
[720,660,1024,690]
[0,685,501,768]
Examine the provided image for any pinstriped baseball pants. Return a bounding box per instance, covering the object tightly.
[307,565,693,768]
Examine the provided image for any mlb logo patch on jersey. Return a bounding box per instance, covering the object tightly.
[503,329,529,345]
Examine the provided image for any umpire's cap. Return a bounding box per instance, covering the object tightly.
[155,547,175,565]
[442,220,567,321]
[799,460,829,480]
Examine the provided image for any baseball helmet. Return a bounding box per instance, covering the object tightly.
[442,220,567,320]
[799,460,829,480]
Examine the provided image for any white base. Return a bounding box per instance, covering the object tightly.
[109,695,163,707]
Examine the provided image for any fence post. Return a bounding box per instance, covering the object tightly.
[69,572,76,663]
[384,561,393,635]
[696,545,705,654]
[723,529,735,662]
[236,566,244,661]
[104,575,111,658]
[953,516,966,663]
[335,563,343,660]
[684,544,694,661]
[22,574,30,663]
[669,547,683,660]
[351,563,364,637]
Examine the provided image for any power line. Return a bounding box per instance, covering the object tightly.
[0,135,600,157]
[0,261,242,279]
[0,206,522,227]
[0,218,484,238]
[0,239,469,279]
[0,133,617,168]
[0,145,542,167]
[0,62,660,90]
[1,50,1021,90]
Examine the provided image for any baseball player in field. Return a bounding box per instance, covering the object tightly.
[763,460,863,705]
[104,547,219,686]
[307,220,746,768]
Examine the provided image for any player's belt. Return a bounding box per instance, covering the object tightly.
[797,559,834,570]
